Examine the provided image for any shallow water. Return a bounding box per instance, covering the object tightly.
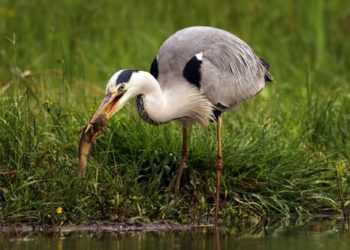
[1,220,350,250]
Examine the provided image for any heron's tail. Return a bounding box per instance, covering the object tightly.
[259,57,273,82]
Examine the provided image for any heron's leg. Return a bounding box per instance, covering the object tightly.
[215,115,223,223]
[174,124,189,193]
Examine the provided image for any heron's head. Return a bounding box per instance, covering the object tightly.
[90,69,143,121]
[81,68,161,144]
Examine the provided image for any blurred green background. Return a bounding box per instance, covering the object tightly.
[2,0,349,89]
[0,0,349,225]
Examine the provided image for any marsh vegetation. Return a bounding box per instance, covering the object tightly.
[0,0,349,226]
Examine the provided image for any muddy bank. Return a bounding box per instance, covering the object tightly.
[0,222,214,234]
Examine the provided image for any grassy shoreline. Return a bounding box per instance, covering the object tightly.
[0,0,349,225]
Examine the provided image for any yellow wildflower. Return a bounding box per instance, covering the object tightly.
[56,207,63,214]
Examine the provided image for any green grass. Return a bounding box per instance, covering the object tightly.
[0,0,349,226]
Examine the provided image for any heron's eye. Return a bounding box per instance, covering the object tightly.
[118,84,125,92]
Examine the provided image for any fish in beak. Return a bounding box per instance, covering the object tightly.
[78,90,126,177]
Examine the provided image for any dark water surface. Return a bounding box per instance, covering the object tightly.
[1,220,350,250]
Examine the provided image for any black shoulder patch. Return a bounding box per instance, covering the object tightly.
[260,57,270,70]
[259,57,273,82]
[150,56,159,79]
[116,70,138,85]
[183,55,202,88]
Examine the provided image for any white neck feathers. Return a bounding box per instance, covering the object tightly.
[133,71,214,126]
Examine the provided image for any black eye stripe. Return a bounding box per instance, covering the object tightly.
[116,70,139,85]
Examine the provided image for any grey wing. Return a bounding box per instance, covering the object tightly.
[199,42,269,109]
[153,26,272,109]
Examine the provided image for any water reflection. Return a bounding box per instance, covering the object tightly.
[1,218,350,250]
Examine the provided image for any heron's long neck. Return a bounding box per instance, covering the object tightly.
[135,73,213,127]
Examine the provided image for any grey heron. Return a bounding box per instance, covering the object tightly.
[79,26,272,222]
